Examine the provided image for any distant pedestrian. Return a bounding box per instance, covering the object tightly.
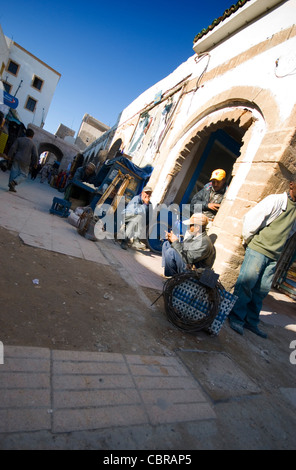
[31,162,42,180]
[40,162,51,183]
[8,128,38,192]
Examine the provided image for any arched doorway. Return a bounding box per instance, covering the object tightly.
[38,142,64,164]
[179,129,241,205]
[162,106,255,208]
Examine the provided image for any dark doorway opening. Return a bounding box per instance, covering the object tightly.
[180,129,242,205]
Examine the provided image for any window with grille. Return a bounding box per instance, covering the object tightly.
[32,75,44,91]
[25,96,37,112]
[3,82,12,93]
[7,60,19,76]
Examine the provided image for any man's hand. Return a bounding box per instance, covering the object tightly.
[207,203,220,211]
[165,230,178,243]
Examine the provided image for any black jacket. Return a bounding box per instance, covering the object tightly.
[190,182,227,219]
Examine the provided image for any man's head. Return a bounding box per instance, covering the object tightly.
[85,162,96,175]
[289,176,296,201]
[210,169,226,192]
[183,213,209,234]
[25,128,34,139]
[141,185,152,205]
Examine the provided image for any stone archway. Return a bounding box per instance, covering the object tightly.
[151,99,267,288]
[156,92,296,288]
[28,124,81,170]
[161,106,255,205]
[38,142,64,163]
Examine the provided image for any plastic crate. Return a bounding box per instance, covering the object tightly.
[49,197,72,217]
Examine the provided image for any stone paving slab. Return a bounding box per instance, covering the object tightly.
[0,345,215,434]
[107,246,163,291]
[280,388,296,408]
[177,350,261,402]
[0,346,51,433]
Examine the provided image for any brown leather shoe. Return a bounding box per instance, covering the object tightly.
[8,181,17,192]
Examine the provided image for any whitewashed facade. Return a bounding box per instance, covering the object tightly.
[1,33,60,128]
[89,0,296,287]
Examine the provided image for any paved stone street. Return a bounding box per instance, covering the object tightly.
[0,171,295,450]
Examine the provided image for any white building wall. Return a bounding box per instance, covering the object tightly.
[4,39,60,128]
[112,0,296,205]
[0,25,10,115]
[119,0,296,129]
[0,25,9,74]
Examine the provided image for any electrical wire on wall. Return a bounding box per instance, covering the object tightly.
[275,56,296,78]
[194,52,211,90]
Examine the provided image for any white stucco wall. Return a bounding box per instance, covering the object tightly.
[110,0,296,207]
[0,24,9,73]
[118,1,296,129]
[4,39,60,128]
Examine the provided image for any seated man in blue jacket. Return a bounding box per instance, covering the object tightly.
[162,212,215,277]
[120,186,153,250]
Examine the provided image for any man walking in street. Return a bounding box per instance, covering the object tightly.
[8,128,38,192]
[229,176,296,339]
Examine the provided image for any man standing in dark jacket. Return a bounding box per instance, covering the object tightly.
[8,128,38,192]
[190,169,227,221]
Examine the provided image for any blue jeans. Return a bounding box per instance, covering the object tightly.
[9,161,29,185]
[229,247,277,327]
[162,240,186,276]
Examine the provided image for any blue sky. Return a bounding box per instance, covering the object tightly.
[1,0,233,136]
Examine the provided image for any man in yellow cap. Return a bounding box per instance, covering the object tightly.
[161,212,215,277]
[190,169,227,221]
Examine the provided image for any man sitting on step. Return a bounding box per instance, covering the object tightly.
[161,213,215,277]
[120,186,153,250]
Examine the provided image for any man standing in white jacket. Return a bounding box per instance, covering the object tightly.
[229,177,296,338]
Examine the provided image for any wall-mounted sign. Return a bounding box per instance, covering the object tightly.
[3,91,18,109]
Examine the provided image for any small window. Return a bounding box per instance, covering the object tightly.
[25,96,37,112]
[3,82,12,94]
[7,60,19,76]
[32,75,44,91]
